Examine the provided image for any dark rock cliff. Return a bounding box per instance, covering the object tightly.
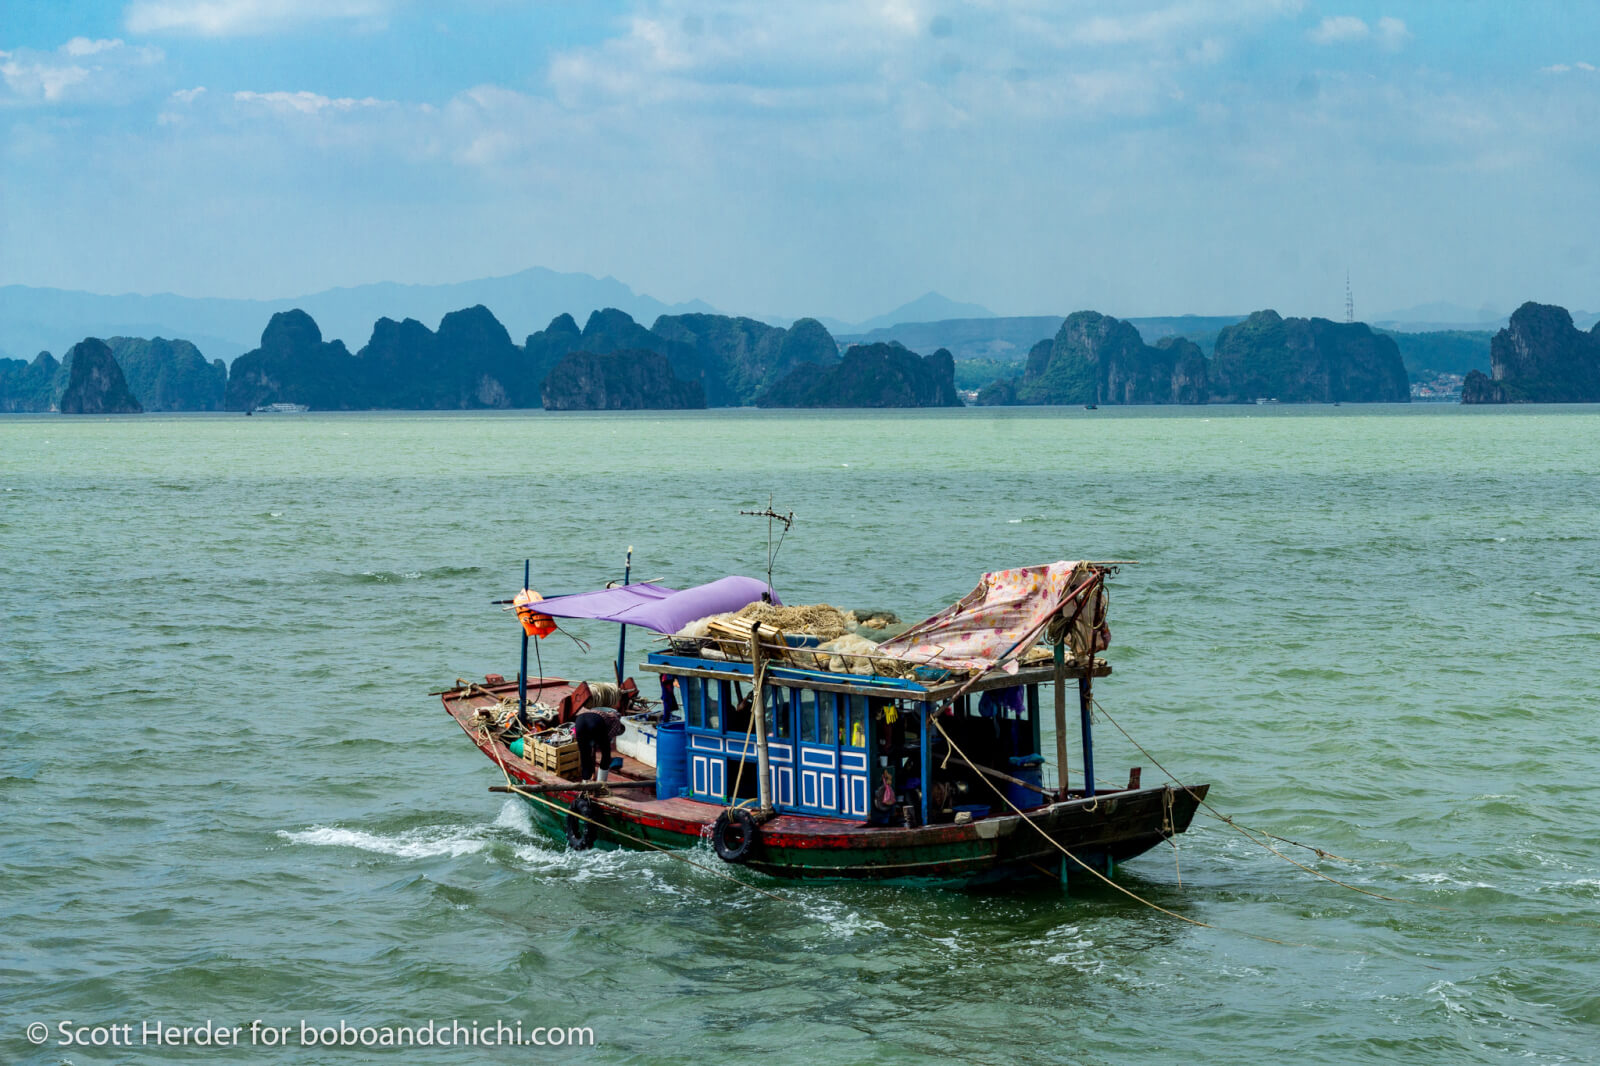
[1163,336,1209,404]
[540,349,706,410]
[108,336,225,411]
[978,311,1206,405]
[57,338,143,414]
[1462,302,1600,403]
[356,304,526,408]
[0,351,62,412]
[224,309,360,411]
[1209,311,1408,403]
[651,313,839,406]
[756,342,962,408]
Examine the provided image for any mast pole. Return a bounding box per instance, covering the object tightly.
[1078,573,1101,798]
[749,626,774,815]
[1053,635,1069,798]
[518,558,529,719]
[615,545,632,684]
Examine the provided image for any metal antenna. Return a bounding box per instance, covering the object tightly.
[1345,271,1354,324]
[739,494,794,595]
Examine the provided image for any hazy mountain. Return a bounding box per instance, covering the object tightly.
[851,292,996,332]
[758,342,962,408]
[841,314,1245,362]
[0,267,717,365]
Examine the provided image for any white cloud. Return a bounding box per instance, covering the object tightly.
[124,0,388,37]
[1307,14,1408,50]
[1308,15,1369,44]
[64,38,127,57]
[1541,61,1596,74]
[1374,16,1410,51]
[171,85,206,103]
[1069,0,1302,47]
[0,37,163,106]
[232,89,392,114]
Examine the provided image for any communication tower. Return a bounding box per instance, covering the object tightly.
[1345,271,1354,324]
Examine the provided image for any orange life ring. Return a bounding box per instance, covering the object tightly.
[513,588,557,638]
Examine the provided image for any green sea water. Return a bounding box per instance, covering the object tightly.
[3,406,1598,1065]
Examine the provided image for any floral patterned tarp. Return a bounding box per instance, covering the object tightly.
[876,561,1109,673]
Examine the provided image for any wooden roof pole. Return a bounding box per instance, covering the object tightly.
[1053,637,1070,799]
[750,626,774,816]
[1078,573,1102,799]
[1051,566,1101,800]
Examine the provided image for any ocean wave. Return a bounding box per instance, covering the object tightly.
[331,565,486,585]
[277,823,490,859]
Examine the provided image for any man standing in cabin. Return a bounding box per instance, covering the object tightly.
[572,682,628,783]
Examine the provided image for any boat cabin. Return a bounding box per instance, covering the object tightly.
[642,648,1104,826]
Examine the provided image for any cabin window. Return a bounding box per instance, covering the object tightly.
[725,681,752,737]
[818,693,838,746]
[799,689,819,742]
[705,679,722,732]
[685,678,704,728]
[846,695,867,748]
[765,687,793,740]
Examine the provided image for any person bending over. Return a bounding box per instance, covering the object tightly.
[573,682,628,783]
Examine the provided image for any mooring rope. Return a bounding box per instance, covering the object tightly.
[724,665,763,813]
[1088,698,1436,907]
[927,714,1364,954]
[1084,697,1600,934]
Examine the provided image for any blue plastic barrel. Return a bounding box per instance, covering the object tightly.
[1005,754,1046,810]
[655,720,688,800]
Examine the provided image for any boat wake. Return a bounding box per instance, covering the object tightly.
[277,824,491,860]
[276,800,537,860]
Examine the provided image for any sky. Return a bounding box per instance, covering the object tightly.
[2,0,1597,323]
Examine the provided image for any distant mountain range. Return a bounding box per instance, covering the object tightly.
[840,315,1248,361]
[0,267,719,364]
[4,265,1591,377]
[1371,301,1599,333]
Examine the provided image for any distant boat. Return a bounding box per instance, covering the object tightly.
[1084,403,1098,410]
[1254,398,1280,405]
[253,403,309,414]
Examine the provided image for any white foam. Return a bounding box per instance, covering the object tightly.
[277,825,487,859]
[492,798,536,835]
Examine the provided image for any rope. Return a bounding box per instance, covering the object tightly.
[1082,698,1600,934]
[475,722,788,902]
[928,714,1325,951]
[1088,698,1434,908]
[726,684,760,812]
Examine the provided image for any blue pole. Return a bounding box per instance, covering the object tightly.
[919,702,931,827]
[1078,674,1095,798]
[518,559,529,719]
[615,546,632,683]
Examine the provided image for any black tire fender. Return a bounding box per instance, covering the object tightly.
[711,808,758,863]
[565,794,598,851]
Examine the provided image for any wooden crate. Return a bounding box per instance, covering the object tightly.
[528,736,582,776]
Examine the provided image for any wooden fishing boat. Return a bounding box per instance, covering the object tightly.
[440,561,1206,888]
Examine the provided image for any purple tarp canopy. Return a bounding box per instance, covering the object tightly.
[533,576,778,635]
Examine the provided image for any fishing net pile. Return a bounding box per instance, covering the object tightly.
[734,602,850,639]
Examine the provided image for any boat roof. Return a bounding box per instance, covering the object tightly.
[640,559,1115,701]
[641,650,1109,701]
[532,576,777,635]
